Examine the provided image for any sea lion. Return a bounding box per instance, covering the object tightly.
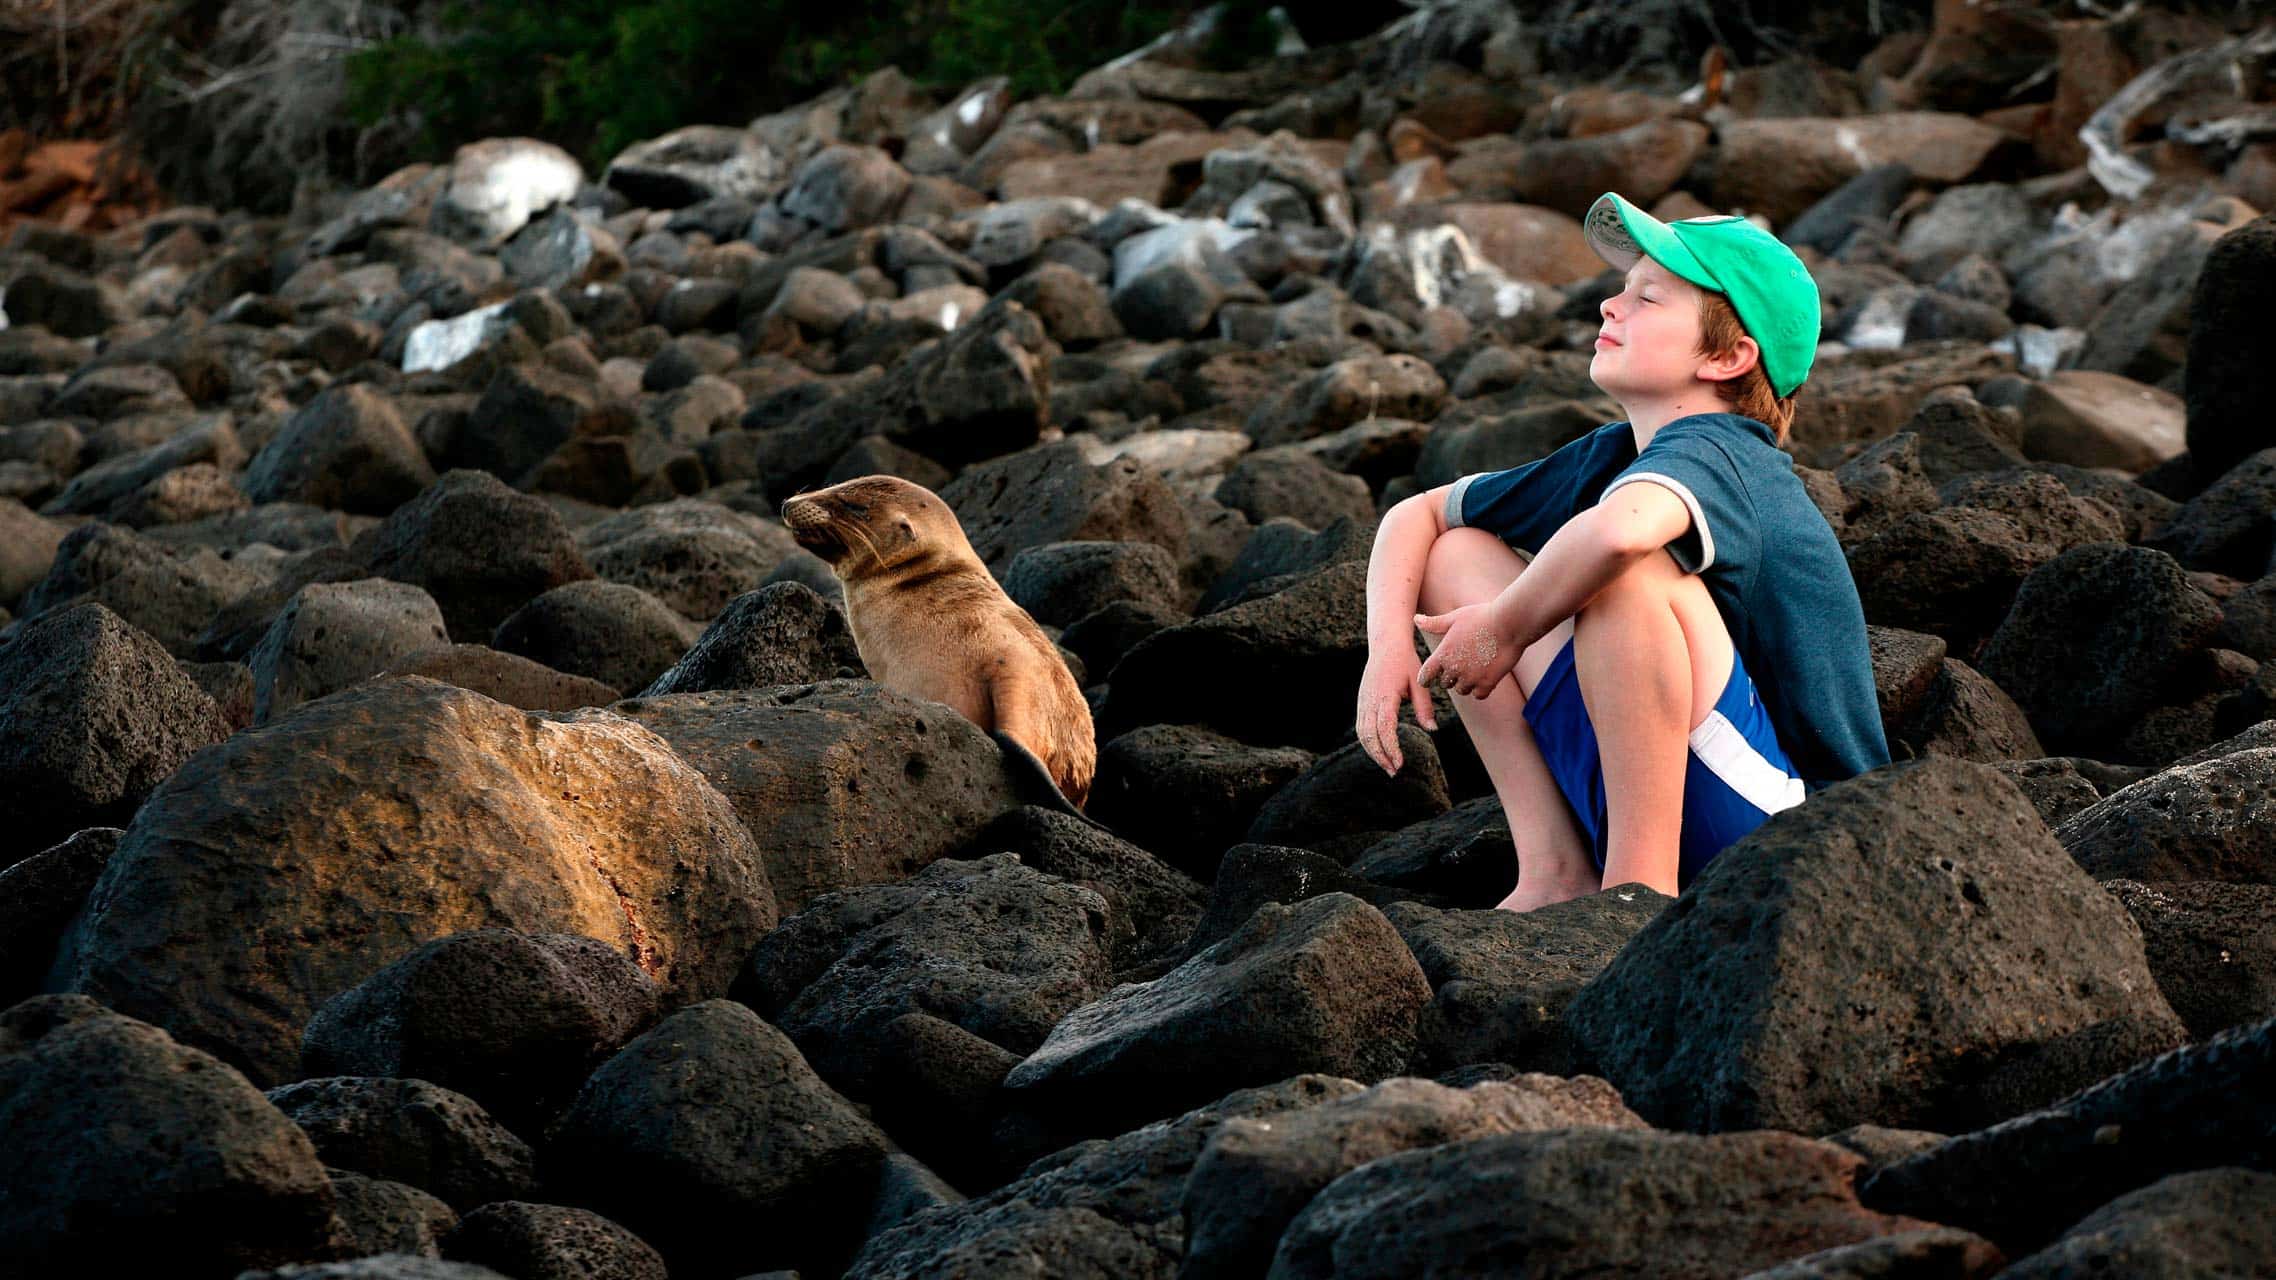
[780,474,1096,807]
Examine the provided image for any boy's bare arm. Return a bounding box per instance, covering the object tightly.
[1364,488,1450,651]
[1416,481,1693,696]
[1487,483,1692,648]
[1356,488,1453,773]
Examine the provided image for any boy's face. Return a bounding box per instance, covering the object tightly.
[1590,258,1712,404]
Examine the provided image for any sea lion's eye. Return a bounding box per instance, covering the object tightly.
[840,501,869,518]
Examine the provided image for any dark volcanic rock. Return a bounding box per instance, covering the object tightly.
[379,643,621,710]
[1178,844,1409,963]
[351,470,594,640]
[1182,1075,1645,1280]
[967,805,1208,974]
[847,1074,1366,1280]
[2143,448,2276,578]
[738,852,1112,1087]
[1389,886,1672,1076]
[639,581,865,694]
[1002,892,1430,1139]
[545,1000,891,1277]
[0,995,337,1274]
[302,929,659,1135]
[266,1075,538,1211]
[2106,880,2276,1041]
[237,1259,508,1280]
[491,579,697,696]
[328,1171,459,1259]
[0,602,229,857]
[1002,539,1185,629]
[940,439,1189,576]
[1977,543,2223,755]
[1887,659,2046,764]
[18,520,261,656]
[1097,561,1367,751]
[1860,1016,2276,1255]
[52,676,774,1085]
[608,681,1023,914]
[1741,1227,2006,1280]
[248,578,452,725]
[1245,726,1449,861]
[1567,758,2185,1135]
[1269,1127,1941,1280]
[444,1201,667,1280]
[2056,749,2276,885]
[1995,1167,2276,1278]
[575,498,802,621]
[0,828,120,1002]
[1087,724,1313,877]
[2183,212,2276,477]
[243,383,437,515]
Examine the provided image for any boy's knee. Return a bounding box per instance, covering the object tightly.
[1420,526,1522,612]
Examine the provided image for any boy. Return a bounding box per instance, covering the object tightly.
[1355,191,1888,912]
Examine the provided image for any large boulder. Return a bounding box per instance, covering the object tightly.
[2143,448,2276,578]
[545,1000,890,1277]
[379,643,621,711]
[846,1073,1366,1280]
[640,581,864,694]
[736,853,1114,1177]
[1976,544,2223,755]
[1087,724,1312,876]
[1995,1168,2276,1278]
[940,439,1189,576]
[0,995,338,1273]
[969,805,1208,975]
[575,499,800,621]
[248,578,451,725]
[350,470,593,640]
[2055,749,2276,885]
[302,930,659,1136]
[1182,1075,1645,1280]
[1567,759,2187,1135]
[1096,561,1368,750]
[243,384,437,516]
[0,828,120,1002]
[490,580,697,696]
[1002,892,1431,1139]
[2183,212,2276,477]
[608,682,1023,913]
[2105,880,2276,1040]
[0,602,230,858]
[18,520,262,656]
[1861,1016,2276,1254]
[52,676,775,1084]
[266,1075,538,1210]
[443,1201,667,1280]
[1389,887,1672,1076]
[1269,1128,1944,1279]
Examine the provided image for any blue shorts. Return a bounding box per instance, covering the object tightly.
[1520,638,1805,888]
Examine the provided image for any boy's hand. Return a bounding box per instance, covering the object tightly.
[1415,604,1519,699]
[1355,648,1437,776]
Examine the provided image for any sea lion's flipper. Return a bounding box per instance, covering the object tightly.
[990,729,1109,830]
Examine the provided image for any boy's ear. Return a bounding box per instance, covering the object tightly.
[1697,335,1762,385]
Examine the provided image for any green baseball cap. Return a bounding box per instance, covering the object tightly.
[1582,191,1821,399]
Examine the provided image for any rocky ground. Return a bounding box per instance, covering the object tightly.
[4,1,2276,1277]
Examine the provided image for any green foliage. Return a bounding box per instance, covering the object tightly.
[344,0,1276,169]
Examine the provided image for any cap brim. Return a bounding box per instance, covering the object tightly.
[1583,193,1721,294]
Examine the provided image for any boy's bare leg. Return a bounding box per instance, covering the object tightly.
[1417,528,1602,911]
[1570,549,1734,898]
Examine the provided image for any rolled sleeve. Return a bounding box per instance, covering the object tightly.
[1444,474,1480,529]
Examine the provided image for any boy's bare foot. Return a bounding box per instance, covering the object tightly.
[1493,876,1600,913]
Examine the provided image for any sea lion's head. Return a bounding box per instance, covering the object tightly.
[780,474,967,578]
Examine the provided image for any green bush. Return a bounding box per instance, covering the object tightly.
[344,0,1280,169]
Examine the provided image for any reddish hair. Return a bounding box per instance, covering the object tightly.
[1696,291,1795,445]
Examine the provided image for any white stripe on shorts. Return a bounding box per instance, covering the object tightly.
[1688,709,1807,815]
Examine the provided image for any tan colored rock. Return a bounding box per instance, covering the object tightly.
[1713,113,2012,225]
[2020,370,2185,472]
[997,131,1250,207]
[1393,202,1601,287]
[54,676,775,1085]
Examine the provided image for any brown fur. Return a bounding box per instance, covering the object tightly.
[780,474,1096,807]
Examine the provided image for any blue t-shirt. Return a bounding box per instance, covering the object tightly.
[1443,412,1889,788]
